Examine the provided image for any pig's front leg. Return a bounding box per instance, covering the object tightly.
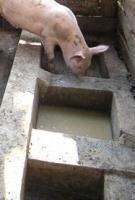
[41,38,55,73]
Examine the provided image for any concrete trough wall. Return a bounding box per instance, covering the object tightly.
[118,0,135,80]
[26,163,104,200]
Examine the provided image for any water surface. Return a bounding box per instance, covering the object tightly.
[37,105,112,140]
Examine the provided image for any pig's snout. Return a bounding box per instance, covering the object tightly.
[68,60,91,76]
[77,64,90,76]
[66,50,91,76]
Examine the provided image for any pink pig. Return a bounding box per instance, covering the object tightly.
[0,0,109,75]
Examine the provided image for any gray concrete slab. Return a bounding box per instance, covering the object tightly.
[29,129,135,173]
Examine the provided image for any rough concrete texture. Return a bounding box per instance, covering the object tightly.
[29,129,135,173]
[0,30,135,199]
[0,31,50,199]
[104,172,135,200]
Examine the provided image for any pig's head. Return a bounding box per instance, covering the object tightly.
[67,45,109,75]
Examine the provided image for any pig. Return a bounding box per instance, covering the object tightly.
[0,0,109,75]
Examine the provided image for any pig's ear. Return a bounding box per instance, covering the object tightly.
[70,51,85,63]
[89,45,109,55]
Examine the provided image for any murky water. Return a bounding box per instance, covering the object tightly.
[36,105,112,140]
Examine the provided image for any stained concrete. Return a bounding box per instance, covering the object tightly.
[0,30,135,200]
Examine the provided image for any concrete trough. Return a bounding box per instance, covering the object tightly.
[26,32,135,199]
[36,85,113,140]
[0,0,135,198]
[0,30,135,199]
